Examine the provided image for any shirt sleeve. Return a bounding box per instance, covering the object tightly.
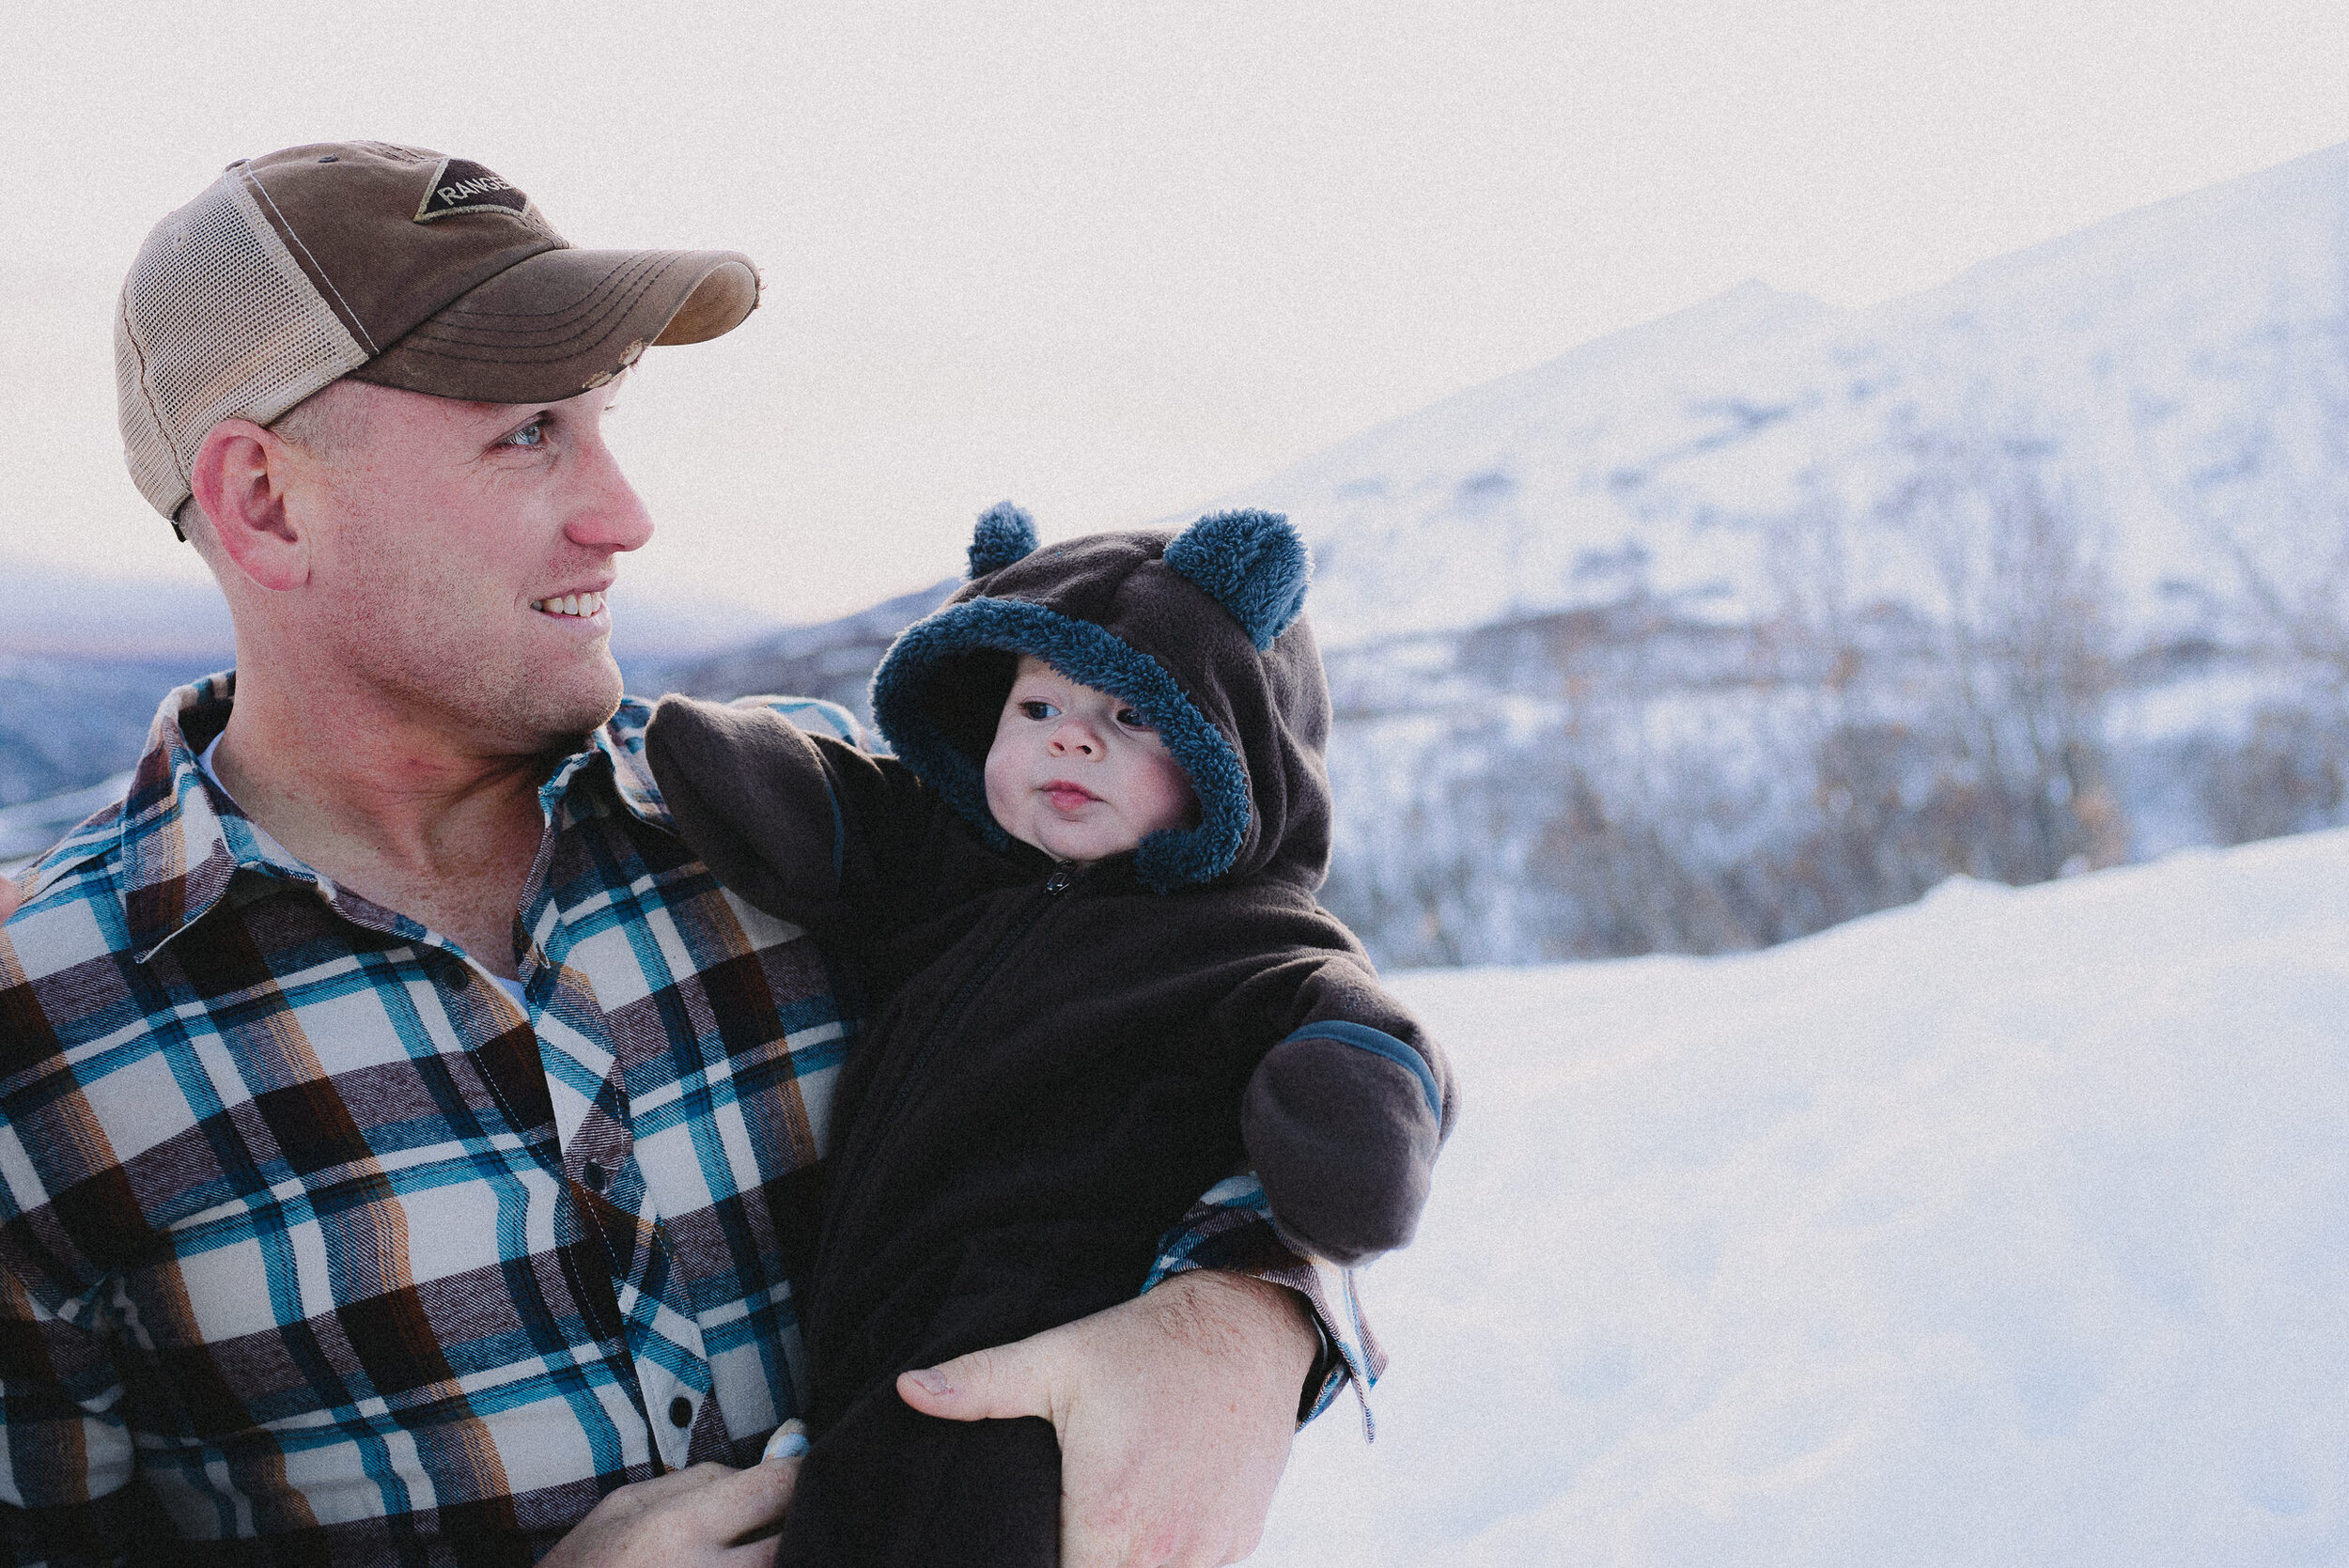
[0,1265,151,1568]
[1140,1174,1384,1435]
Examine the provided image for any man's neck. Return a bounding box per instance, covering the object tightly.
[210,662,558,980]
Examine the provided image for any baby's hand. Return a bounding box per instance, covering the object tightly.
[1243,1028,1448,1265]
[0,874,23,923]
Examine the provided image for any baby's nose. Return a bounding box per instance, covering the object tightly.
[1049,724,1098,756]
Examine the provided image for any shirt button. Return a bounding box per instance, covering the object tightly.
[670,1396,692,1428]
[583,1160,609,1191]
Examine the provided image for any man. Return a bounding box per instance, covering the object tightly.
[0,142,1367,1566]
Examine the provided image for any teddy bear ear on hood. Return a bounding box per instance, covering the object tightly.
[968,501,1041,578]
[1163,509,1311,651]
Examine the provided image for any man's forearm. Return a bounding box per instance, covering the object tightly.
[1138,1269,1319,1391]
[1144,1172,1380,1423]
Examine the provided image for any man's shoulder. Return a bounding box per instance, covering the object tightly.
[0,805,140,1119]
[3,669,226,938]
[3,795,135,955]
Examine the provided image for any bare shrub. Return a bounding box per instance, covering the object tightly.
[1318,412,2136,967]
[2196,704,2349,846]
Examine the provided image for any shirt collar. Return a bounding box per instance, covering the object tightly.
[568,695,674,831]
[118,677,676,963]
[118,673,285,962]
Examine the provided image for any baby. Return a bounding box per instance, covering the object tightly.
[646,505,1455,1567]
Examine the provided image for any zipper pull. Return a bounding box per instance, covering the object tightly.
[1044,864,1076,893]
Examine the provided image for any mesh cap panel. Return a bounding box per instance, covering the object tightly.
[116,167,369,520]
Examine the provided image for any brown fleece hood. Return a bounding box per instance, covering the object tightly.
[867,504,1333,893]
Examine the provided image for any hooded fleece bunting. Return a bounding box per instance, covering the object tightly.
[646,504,1455,1568]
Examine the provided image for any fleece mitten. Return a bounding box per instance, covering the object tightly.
[1241,1029,1451,1265]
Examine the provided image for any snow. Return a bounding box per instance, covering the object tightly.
[1254,828,2349,1566]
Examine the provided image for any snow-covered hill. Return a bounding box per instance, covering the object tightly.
[1221,142,2349,653]
[1257,828,2349,1566]
[1200,143,2349,965]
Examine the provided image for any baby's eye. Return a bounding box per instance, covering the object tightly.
[1019,700,1059,721]
[1115,708,1153,731]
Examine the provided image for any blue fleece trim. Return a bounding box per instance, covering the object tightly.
[969,502,1040,577]
[1281,1021,1441,1122]
[870,597,1251,892]
[1163,510,1310,651]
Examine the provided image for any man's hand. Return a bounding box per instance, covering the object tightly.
[538,1441,802,1568]
[896,1271,1315,1568]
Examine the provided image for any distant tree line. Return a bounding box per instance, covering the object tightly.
[1319,404,2349,967]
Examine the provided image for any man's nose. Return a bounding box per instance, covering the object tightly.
[565,436,656,553]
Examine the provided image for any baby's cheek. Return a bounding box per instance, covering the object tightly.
[981,742,1021,824]
[1139,752,1200,834]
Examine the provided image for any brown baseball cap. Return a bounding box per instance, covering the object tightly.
[117,140,761,530]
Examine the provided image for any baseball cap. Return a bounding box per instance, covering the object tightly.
[116,140,761,532]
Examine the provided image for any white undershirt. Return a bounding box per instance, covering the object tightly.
[197,732,533,1011]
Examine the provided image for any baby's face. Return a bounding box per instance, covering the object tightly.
[983,656,1197,863]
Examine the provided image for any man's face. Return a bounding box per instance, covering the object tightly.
[279,379,653,753]
[982,656,1198,863]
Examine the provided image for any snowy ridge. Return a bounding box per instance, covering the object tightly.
[1257,830,2349,1565]
[1190,141,2349,965]
[1220,140,2349,651]
[1216,279,1846,644]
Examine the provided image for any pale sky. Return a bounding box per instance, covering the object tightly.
[5,0,2348,623]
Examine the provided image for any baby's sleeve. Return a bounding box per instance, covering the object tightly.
[646,693,932,920]
[1232,952,1458,1267]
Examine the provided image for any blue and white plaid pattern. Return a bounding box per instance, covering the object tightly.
[0,675,1355,1566]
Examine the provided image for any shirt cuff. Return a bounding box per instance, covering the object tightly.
[1143,1173,1383,1437]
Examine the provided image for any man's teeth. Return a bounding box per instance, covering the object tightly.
[532,591,607,617]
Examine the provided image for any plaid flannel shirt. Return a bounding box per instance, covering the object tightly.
[0,675,1372,1567]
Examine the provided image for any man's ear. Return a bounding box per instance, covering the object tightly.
[188,418,311,592]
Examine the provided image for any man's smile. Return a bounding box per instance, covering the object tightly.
[530,589,609,619]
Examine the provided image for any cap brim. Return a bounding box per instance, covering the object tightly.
[347,247,759,404]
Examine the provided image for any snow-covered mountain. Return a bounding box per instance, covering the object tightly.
[1256,828,2349,1566]
[1202,143,2349,965]
[1222,141,2349,654]
[650,577,961,730]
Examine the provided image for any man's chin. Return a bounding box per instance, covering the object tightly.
[544,677,628,748]
[490,658,626,755]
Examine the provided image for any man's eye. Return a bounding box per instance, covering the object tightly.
[502,417,550,449]
[1019,701,1058,721]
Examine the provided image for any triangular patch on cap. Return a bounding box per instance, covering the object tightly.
[413,157,530,223]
